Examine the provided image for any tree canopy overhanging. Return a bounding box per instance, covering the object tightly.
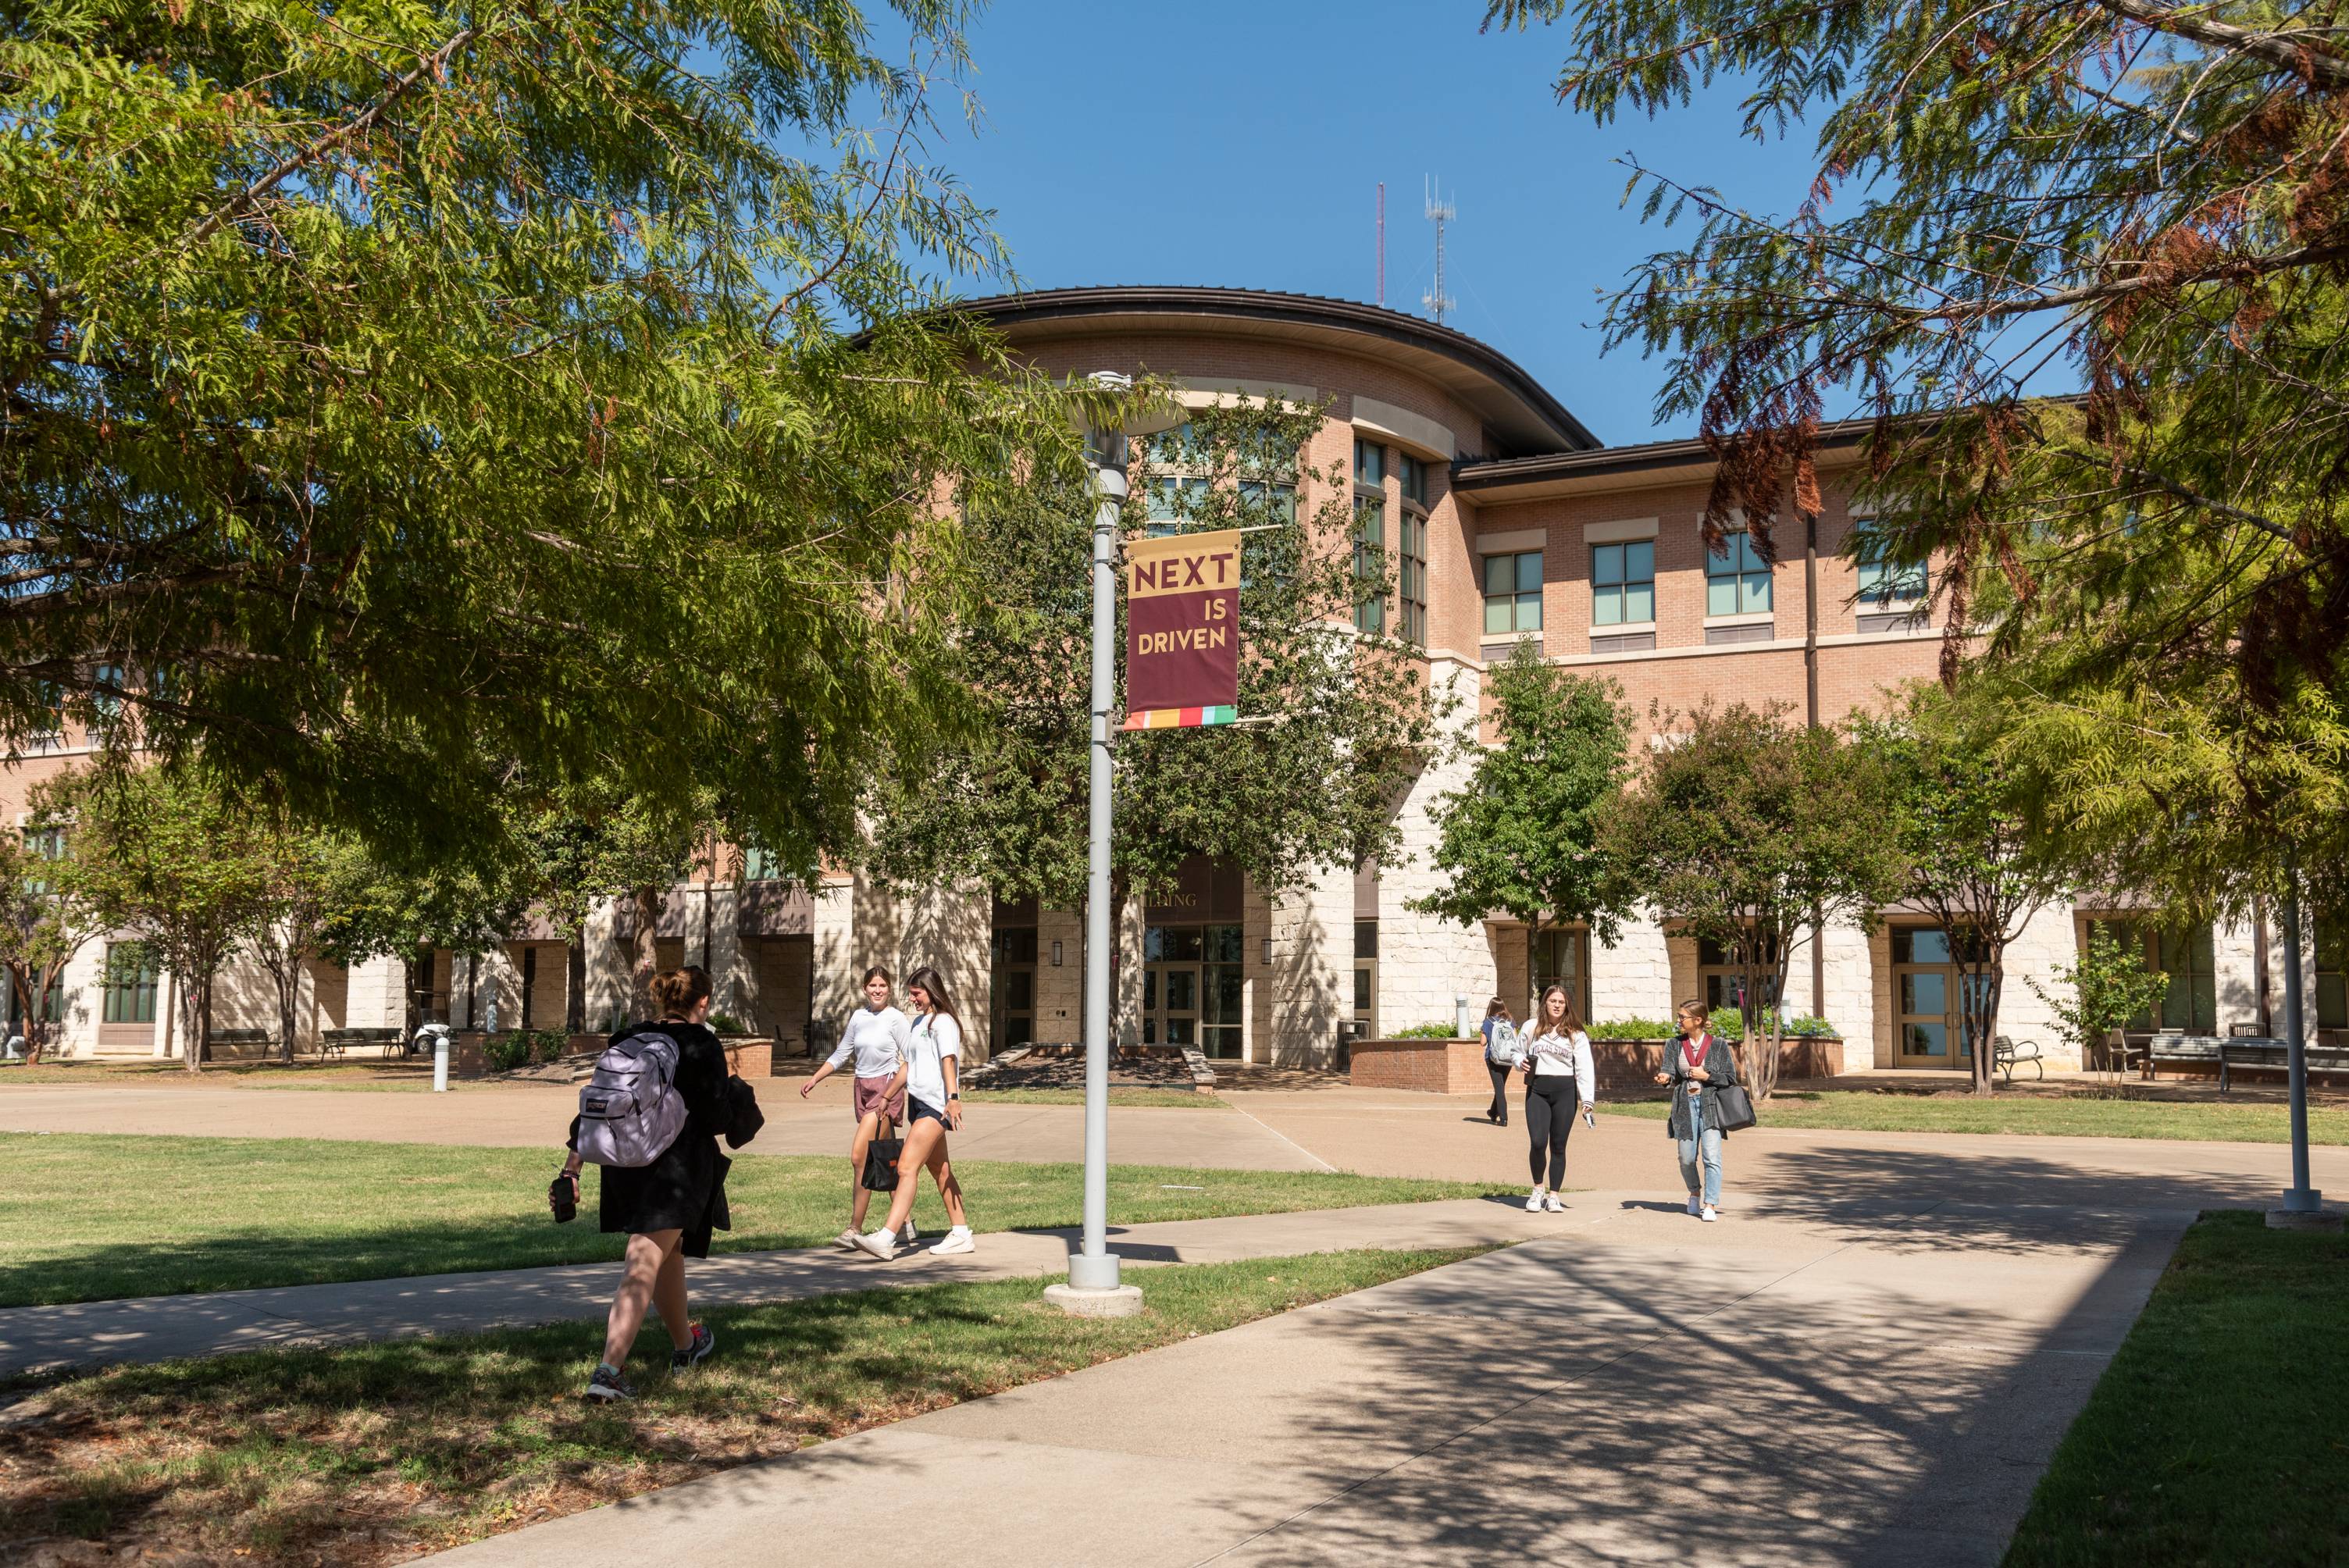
[0,0,1089,878]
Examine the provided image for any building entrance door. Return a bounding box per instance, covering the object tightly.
[1891,926,1980,1070]
[1142,964,1200,1048]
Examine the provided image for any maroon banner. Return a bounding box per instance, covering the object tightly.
[1125,529,1240,720]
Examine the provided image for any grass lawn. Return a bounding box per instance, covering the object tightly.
[961,1086,1225,1108]
[0,1058,465,1091]
[0,1245,1480,1566]
[2003,1211,2347,1566]
[0,1132,1502,1306]
[1595,1089,2349,1145]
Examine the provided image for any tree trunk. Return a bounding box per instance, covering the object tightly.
[181,964,208,1073]
[1525,916,1542,1021]
[12,968,36,1065]
[1966,954,2004,1097]
[566,935,586,1034]
[276,932,302,1064]
[630,882,661,1014]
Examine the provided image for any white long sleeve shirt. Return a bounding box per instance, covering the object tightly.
[1524,1026,1595,1102]
[827,1004,910,1078]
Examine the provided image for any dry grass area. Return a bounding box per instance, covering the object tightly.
[0,1248,1480,1566]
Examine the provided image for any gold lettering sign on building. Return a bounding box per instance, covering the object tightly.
[1124,530,1241,729]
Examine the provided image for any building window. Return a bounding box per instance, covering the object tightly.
[1532,927,1591,1024]
[1854,520,1928,606]
[1354,919,1378,1041]
[22,824,65,895]
[5,971,62,1028]
[1399,511,1428,646]
[1398,453,1428,507]
[1705,532,1773,617]
[2319,921,2347,1032]
[2092,920,2218,1034]
[1355,438,1385,488]
[740,846,782,881]
[103,941,157,1025]
[1591,541,1653,627]
[1238,479,1296,523]
[1353,498,1385,635]
[1698,934,1780,1017]
[91,663,123,725]
[1481,551,1542,637]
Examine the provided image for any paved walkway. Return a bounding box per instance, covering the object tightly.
[0,1199,1564,1376]
[430,1192,2194,1567]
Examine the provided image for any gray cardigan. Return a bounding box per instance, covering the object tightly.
[1663,1034,1741,1139]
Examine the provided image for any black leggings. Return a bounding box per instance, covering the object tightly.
[1524,1075,1581,1188]
[1486,1060,1512,1121]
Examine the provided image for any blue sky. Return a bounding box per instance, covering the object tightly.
[933,2,1821,444]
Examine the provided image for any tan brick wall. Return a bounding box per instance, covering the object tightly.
[1349,1037,1485,1092]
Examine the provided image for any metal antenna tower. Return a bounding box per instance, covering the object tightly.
[1422,176,1456,326]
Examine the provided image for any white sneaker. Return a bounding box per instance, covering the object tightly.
[834,1228,861,1251]
[1524,1187,1545,1212]
[1543,1192,1566,1213]
[928,1227,975,1256]
[1685,1195,1702,1217]
[850,1228,898,1260]
[1700,1205,1719,1224]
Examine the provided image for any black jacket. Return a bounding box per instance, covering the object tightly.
[1663,1034,1742,1139]
[569,1020,734,1255]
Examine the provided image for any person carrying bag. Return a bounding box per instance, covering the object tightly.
[1479,997,1519,1127]
[1652,999,1745,1224]
[547,965,736,1402]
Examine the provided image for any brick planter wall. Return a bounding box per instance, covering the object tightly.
[1593,1037,1845,1091]
[1349,1038,1489,1093]
[554,1033,775,1078]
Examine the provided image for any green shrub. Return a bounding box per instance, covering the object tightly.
[528,1028,569,1064]
[708,1010,751,1037]
[480,1032,533,1073]
[1388,1022,1463,1039]
[1588,1017,1678,1040]
[1706,1008,1841,1042]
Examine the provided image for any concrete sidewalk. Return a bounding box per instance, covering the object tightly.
[0,1197,1565,1376]
[430,1193,2194,1568]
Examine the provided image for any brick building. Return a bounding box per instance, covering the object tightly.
[13,287,2321,1072]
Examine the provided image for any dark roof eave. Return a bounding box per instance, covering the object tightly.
[957,287,1602,457]
[1453,418,1875,493]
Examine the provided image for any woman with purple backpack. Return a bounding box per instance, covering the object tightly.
[551,965,733,1402]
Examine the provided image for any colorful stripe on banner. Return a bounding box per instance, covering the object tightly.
[1121,704,1239,732]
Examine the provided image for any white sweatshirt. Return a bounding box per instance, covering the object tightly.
[1523,1026,1595,1102]
[827,1004,910,1078]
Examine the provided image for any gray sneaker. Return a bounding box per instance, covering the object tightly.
[584,1363,636,1403]
[669,1322,715,1372]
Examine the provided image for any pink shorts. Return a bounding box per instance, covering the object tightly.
[853,1074,904,1124]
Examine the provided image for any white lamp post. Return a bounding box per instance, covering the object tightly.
[1046,371,1178,1317]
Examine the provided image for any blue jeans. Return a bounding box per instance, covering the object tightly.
[1677,1124,1724,1206]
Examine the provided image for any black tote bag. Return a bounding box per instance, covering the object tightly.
[861,1133,904,1192]
[1712,1084,1759,1133]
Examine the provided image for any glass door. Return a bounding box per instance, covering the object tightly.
[1892,927,1981,1070]
[1147,965,1200,1047]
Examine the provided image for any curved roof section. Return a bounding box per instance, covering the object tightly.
[959,287,1599,458]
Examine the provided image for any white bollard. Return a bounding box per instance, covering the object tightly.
[433,1028,449,1093]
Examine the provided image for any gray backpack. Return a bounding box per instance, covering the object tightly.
[574,1029,687,1167]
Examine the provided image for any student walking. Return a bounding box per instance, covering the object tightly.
[1654,999,1739,1222]
[1480,997,1517,1126]
[553,966,734,1402]
[798,966,917,1249]
[853,965,973,1258]
[1517,982,1595,1213]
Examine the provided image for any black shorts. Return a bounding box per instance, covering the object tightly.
[908,1096,950,1127]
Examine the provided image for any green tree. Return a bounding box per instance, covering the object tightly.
[1488,0,2349,926]
[1859,684,2073,1096]
[2,0,1085,876]
[1411,643,1634,1014]
[0,817,98,1064]
[244,828,378,1064]
[2029,926,2174,1094]
[52,766,274,1071]
[1606,702,1903,1097]
[864,399,1433,935]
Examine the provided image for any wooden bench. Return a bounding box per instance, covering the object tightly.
[1992,1035,2044,1084]
[2137,1034,2349,1092]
